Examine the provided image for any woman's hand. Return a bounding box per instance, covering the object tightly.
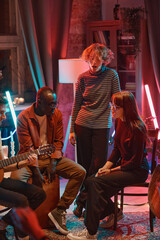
[27,153,38,167]
[69,132,76,145]
[96,166,110,177]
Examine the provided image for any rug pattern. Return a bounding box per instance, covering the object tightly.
[6,212,160,239]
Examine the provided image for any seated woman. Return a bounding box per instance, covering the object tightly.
[67,91,149,240]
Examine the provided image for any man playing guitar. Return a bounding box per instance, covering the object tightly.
[0,95,46,240]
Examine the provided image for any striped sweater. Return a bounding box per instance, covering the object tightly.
[70,65,121,132]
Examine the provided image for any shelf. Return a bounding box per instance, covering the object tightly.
[86,20,137,95]
[118,45,135,48]
[119,36,135,40]
[118,70,135,73]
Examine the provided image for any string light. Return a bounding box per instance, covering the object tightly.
[5,91,17,129]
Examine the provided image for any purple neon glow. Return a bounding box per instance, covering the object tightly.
[145,84,160,139]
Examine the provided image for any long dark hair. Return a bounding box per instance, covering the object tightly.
[112,91,147,137]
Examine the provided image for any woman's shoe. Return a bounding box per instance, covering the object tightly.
[100,210,124,228]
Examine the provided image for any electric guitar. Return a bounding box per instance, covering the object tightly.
[148,164,160,219]
[0,144,55,183]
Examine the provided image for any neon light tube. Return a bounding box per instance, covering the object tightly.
[63,116,71,154]
[145,84,160,139]
[112,130,115,137]
[5,91,17,129]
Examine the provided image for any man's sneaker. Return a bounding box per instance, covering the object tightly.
[100,210,124,228]
[67,228,97,240]
[73,204,83,218]
[48,208,69,235]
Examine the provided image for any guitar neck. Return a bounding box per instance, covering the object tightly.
[0,149,39,169]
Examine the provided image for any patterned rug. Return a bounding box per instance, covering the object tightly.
[6,212,160,239]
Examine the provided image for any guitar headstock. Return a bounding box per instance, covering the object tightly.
[38,144,55,157]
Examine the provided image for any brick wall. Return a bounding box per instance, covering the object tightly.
[67,0,101,58]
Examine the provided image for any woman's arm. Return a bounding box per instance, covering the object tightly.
[121,128,146,171]
[96,119,121,176]
[111,69,121,95]
[96,144,121,176]
[70,77,84,131]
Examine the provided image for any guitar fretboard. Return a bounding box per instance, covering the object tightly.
[0,149,38,169]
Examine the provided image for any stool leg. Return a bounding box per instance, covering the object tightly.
[150,209,155,232]
[114,193,118,230]
[120,188,124,211]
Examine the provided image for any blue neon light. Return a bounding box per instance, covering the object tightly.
[1,91,17,141]
[5,91,17,129]
[1,129,16,141]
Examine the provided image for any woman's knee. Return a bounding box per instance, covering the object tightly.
[84,175,97,189]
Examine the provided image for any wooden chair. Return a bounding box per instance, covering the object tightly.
[148,164,160,220]
[113,128,159,231]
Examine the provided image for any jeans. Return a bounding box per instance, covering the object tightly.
[10,157,86,210]
[0,177,46,225]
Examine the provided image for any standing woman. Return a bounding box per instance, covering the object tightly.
[67,91,149,240]
[69,43,121,217]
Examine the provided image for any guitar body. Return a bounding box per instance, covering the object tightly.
[148,165,160,219]
[0,169,4,183]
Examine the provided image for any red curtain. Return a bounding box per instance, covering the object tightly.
[144,0,160,94]
[18,0,73,91]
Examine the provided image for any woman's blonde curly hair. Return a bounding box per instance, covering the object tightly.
[81,43,114,65]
